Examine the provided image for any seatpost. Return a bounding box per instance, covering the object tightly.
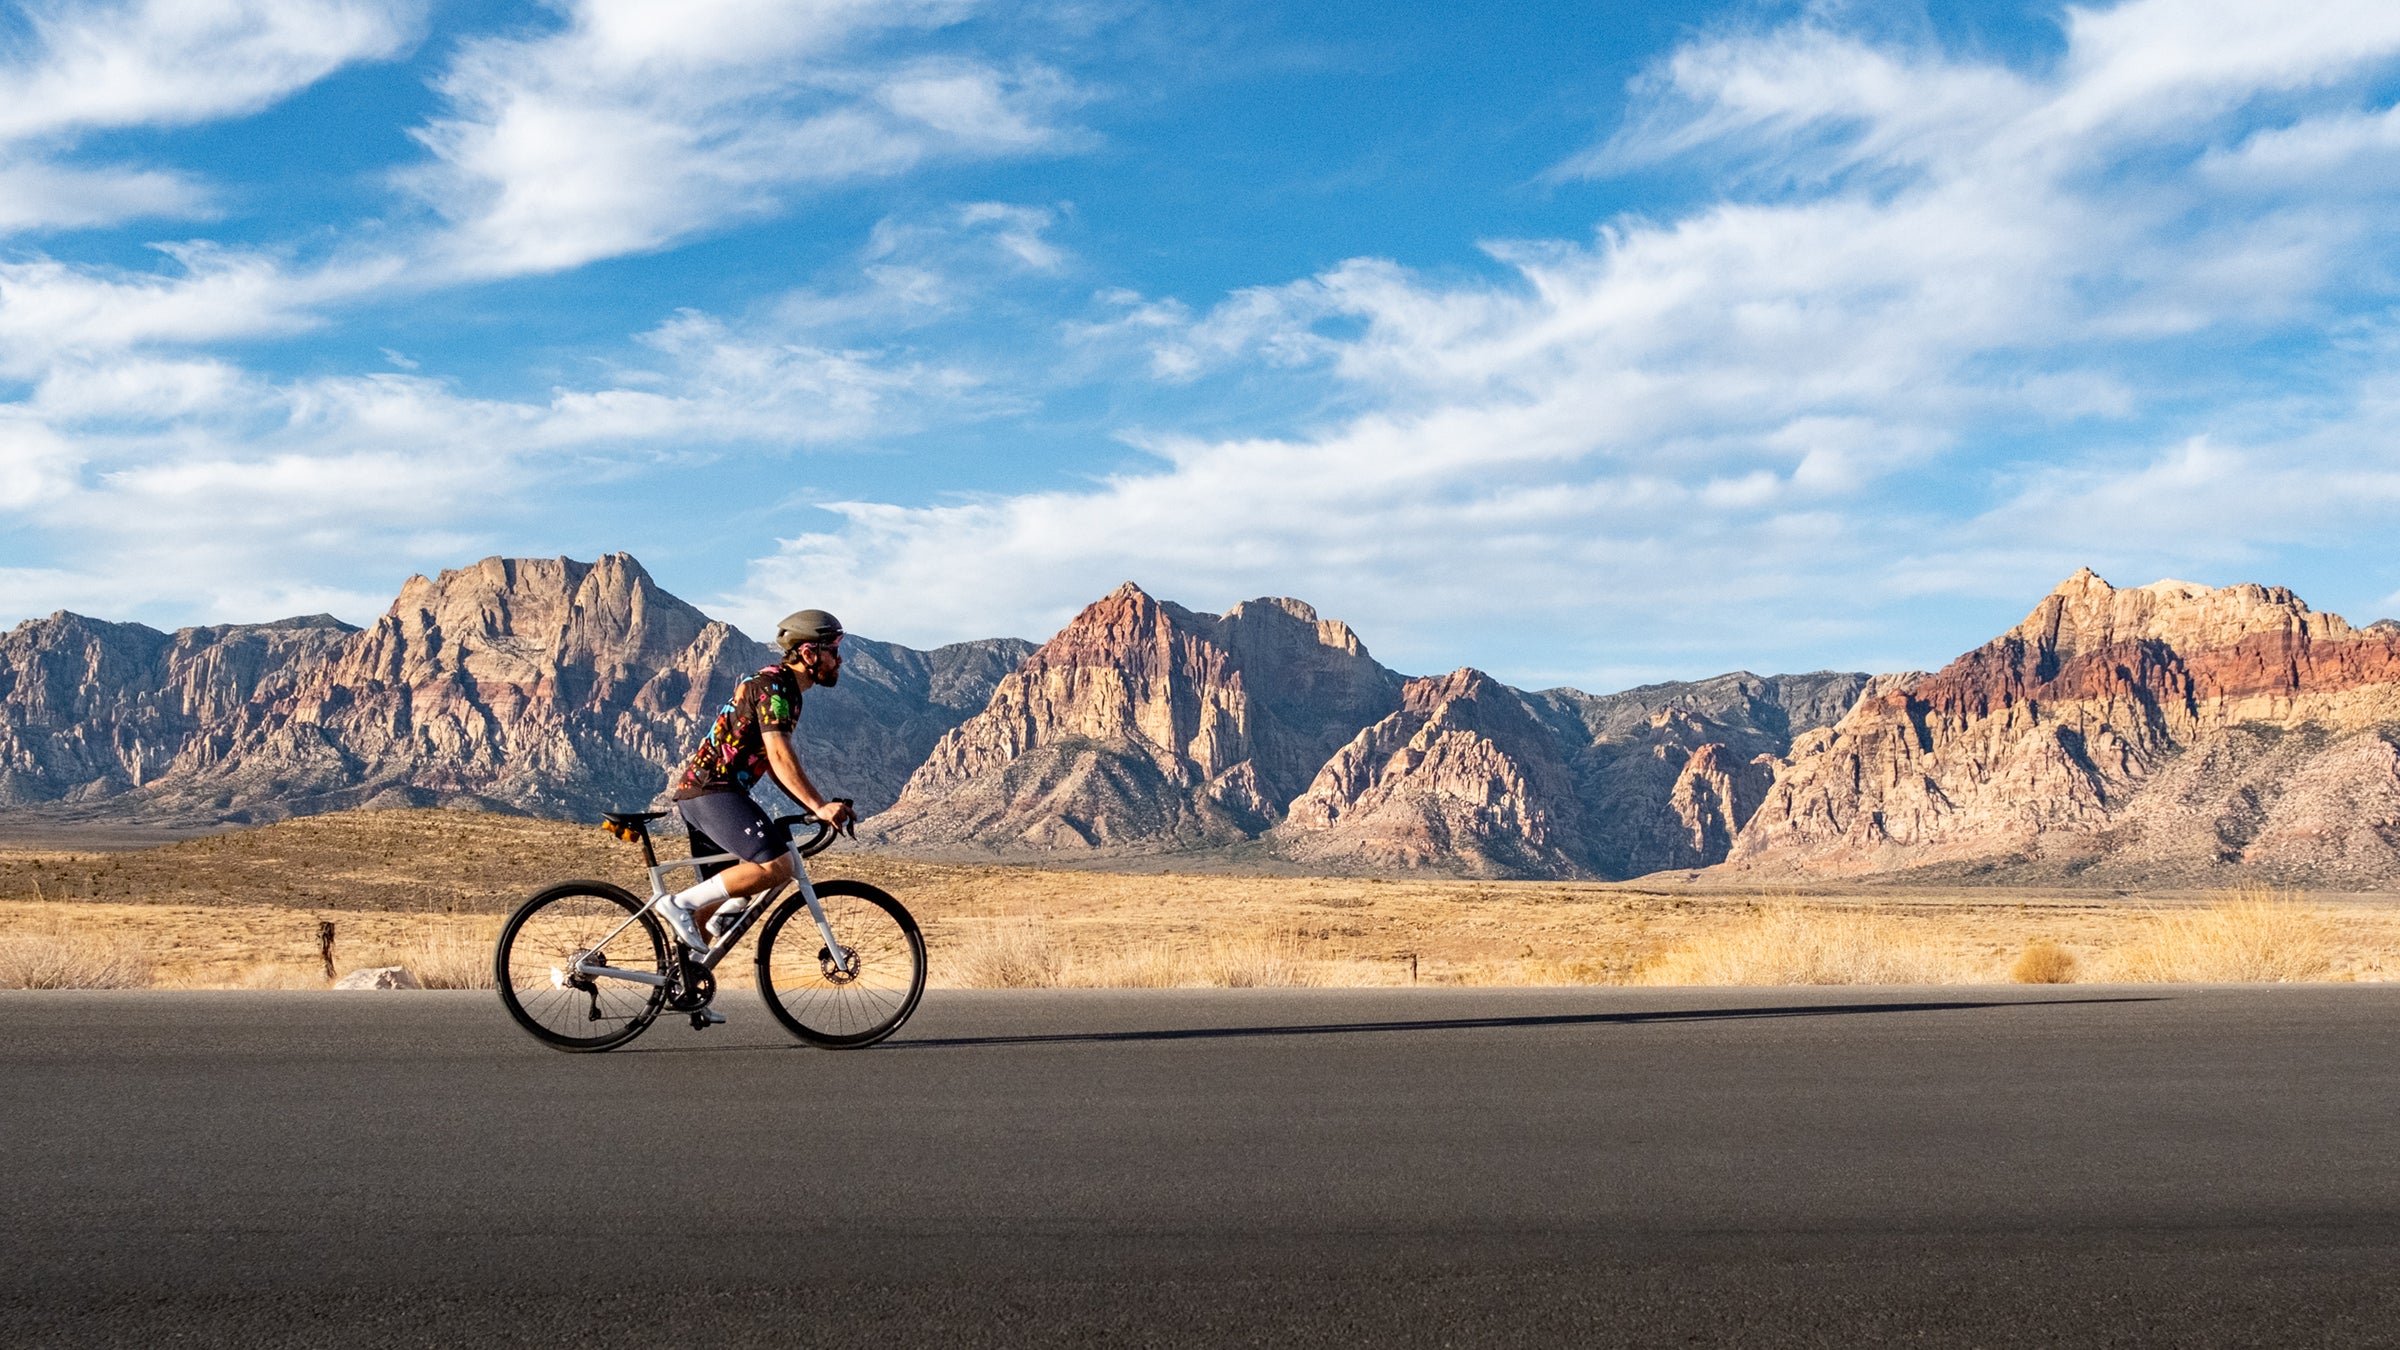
[635,825,660,871]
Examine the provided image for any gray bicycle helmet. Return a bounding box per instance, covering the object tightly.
[776,608,844,652]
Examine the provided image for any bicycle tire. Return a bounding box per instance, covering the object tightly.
[495,881,668,1052]
[755,880,925,1048]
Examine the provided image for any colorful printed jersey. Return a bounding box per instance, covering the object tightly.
[672,663,804,799]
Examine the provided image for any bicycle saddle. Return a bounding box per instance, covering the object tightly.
[601,810,667,825]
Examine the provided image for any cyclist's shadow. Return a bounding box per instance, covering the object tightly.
[880,995,2162,1050]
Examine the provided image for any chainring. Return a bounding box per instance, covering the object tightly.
[664,958,716,1012]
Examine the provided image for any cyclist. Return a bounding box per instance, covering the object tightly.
[651,609,857,972]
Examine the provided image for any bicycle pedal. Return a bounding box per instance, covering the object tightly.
[689,1008,725,1030]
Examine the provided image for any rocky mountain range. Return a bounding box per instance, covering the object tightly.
[862,581,1869,877]
[10,553,2397,886]
[1720,570,2400,887]
[0,555,1028,825]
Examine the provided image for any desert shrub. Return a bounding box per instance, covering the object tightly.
[0,921,154,989]
[343,919,497,990]
[2093,890,2337,983]
[2010,939,2078,984]
[1510,957,1628,986]
[396,922,498,990]
[1635,904,1959,986]
[948,919,1068,989]
[232,962,332,990]
[1071,945,1191,988]
[1198,930,1317,988]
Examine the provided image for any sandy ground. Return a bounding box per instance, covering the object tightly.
[4,809,2398,988]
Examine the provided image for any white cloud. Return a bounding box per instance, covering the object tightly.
[0,296,993,624]
[0,0,418,140]
[0,161,209,232]
[0,246,399,376]
[0,3,1086,627]
[0,0,418,234]
[401,0,1081,278]
[731,0,2400,683]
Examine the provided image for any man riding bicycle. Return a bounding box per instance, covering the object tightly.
[651,609,857,982]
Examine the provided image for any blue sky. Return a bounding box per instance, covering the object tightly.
[5,0,2400,693]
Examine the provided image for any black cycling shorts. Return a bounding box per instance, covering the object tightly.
[675,791,792,866]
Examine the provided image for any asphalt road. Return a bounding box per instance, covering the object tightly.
[3,986,2396,1347]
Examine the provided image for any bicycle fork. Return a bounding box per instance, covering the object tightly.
[794,866,856,977]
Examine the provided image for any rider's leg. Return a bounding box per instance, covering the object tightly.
[663,793,796,936]
[676,853,791,925]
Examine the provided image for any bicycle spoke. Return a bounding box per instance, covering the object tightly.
[757,882,924,1048]
[496,885,667,1051]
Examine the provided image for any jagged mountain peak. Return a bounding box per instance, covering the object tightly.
[0,553,1023,825]
[1279,664,1585,878]
[869,580,1406,854]
[2004,569,2335,669]
[1731,574,2400,884]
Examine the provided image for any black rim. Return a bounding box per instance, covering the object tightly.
[495,883,668,1052]
[756,881,925,1048]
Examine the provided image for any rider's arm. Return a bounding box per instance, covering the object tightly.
[764,732,852,828]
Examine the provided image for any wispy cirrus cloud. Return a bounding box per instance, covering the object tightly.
[0,0,420,233]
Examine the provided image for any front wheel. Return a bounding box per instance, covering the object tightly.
[756,880,925,1048]
[495,882,668,1052]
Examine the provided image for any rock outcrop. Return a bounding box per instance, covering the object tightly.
[865,584,1407,852]
[0,554,1027,825]
[1524,671,1875,877]
[864,582,1873,875]
[1277,668,1587,876]
[1723,571,2400,883]
[0,612,358,809]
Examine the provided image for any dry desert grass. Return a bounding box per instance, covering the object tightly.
[2089,889,2339,983]
[2009,938,2080,984]
[1626,904,1953,986]
[0,915,153,989]
[2,809,2397,988]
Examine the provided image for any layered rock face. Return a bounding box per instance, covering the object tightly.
[1527,671,1875,877]
[800,634,1037,814]
[1277,669,1586,876]
[1270,669,1871,877]
[1724,571,2400,882]
[0,613,358,808]
[866,584,1407,852]
[865,582,1870,875]
[0,555,1024,825]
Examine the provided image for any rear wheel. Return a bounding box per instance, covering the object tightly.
[756,880,925,1048]
[495,882,667,1052]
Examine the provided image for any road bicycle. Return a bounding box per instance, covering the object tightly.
[493,800,925,1053]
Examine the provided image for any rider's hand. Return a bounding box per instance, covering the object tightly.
[815,799,856,833]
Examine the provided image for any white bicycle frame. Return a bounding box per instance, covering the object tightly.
[567,846,853,989]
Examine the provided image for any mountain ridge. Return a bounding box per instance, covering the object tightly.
[18,554,2395,889]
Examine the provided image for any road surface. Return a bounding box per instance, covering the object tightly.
[3,986,2395,1346]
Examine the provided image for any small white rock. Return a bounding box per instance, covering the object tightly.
[333,965,423,990]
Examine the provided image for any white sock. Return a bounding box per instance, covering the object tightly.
[667,876,731,911]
